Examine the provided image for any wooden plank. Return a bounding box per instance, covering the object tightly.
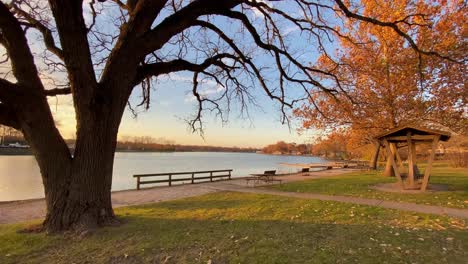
[185,175,231,181]
[383,139,404,189]
[386,135,437,142]
[135,169,234,190]
[411,142,420,176]
[392,143,403,170]
[421,135,440,191]
[140,174,231,185]
[384,142,399,177]
[370,142,380,170]
[140,179,176,185]
[406,131,415,188]
[134,169,233,177]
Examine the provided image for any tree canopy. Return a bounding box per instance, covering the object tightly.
[294,0,467,148]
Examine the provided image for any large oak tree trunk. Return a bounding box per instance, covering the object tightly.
[42,88,126,232]
[42,127,118,232]
[18,81,128,232]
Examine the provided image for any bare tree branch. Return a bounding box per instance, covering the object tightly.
[193,20,293,109]
[126,0,169,36]
[9,2,64,60]
[0,103,20,129]
[134,53,239,85]
[48,0,98,101]
[0,78,21,103]
[44,87,71,96]
[0,2,42,86]
[138,0,241,57]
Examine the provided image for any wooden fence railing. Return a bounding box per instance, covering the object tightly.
[134,169,233,190]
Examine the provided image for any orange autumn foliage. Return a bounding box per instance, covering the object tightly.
[295,0,467,155]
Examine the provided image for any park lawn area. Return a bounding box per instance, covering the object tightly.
[271,165,468,209]
[1,192,467,264]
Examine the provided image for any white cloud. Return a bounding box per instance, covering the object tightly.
[251,0,274,17]
[184,84,226,103]
[283,25,300,35]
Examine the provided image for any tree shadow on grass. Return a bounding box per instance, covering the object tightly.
[132,193,281,211]
[2,215,466,264]
[134,199,254,211]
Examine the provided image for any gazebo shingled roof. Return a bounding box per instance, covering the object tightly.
[375,125,451,142]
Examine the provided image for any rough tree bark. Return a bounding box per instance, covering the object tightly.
[41,109,125,231]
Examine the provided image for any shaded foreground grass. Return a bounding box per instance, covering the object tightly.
[272,165,468,209]
[1,192,467,263]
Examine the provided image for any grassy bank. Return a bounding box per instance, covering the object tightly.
[1,192,467,263]
[272,165,468,209]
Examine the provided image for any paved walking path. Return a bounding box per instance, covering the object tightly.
[207,183,468,219]
[1,168,467,224]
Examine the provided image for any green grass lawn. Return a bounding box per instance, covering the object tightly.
[271,165,468,209]
[1,192,467,263]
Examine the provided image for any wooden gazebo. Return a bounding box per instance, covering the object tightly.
[375,126,451,191]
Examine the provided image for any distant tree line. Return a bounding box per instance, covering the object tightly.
[262,136,352,159]
[262,141,312,155]
[0,130,257,153]
[0,125,27,145]
[113,136,257,153]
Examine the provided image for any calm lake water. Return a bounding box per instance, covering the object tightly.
[0,152,324,202]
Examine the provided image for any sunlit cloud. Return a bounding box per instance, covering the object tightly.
[47,95,76,139]
[251,0,273,17]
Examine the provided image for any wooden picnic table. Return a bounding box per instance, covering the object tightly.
[245,170,282,185]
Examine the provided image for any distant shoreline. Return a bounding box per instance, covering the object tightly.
[0,148,324,157]
[0,148,32,155]
[0,148,260,156]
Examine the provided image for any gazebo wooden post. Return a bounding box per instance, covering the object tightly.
[406,131,415,188]
[384,143,398,177]
[393,143,404,171]
[410,142,420,175]
[370,141,381,170]
[383,139,404,189]
[421,135,440,191]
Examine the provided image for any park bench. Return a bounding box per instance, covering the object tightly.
[245,170,282,185]
[301,167,310,176]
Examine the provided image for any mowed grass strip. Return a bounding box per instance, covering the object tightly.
[272,165,468,209]
[0,192,467,264]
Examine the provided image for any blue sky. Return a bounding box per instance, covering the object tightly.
[111,2,332,148]
[50,71,319,148]
[116,72,320,148]
[81,1,330,148]
[3,1,340,148]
